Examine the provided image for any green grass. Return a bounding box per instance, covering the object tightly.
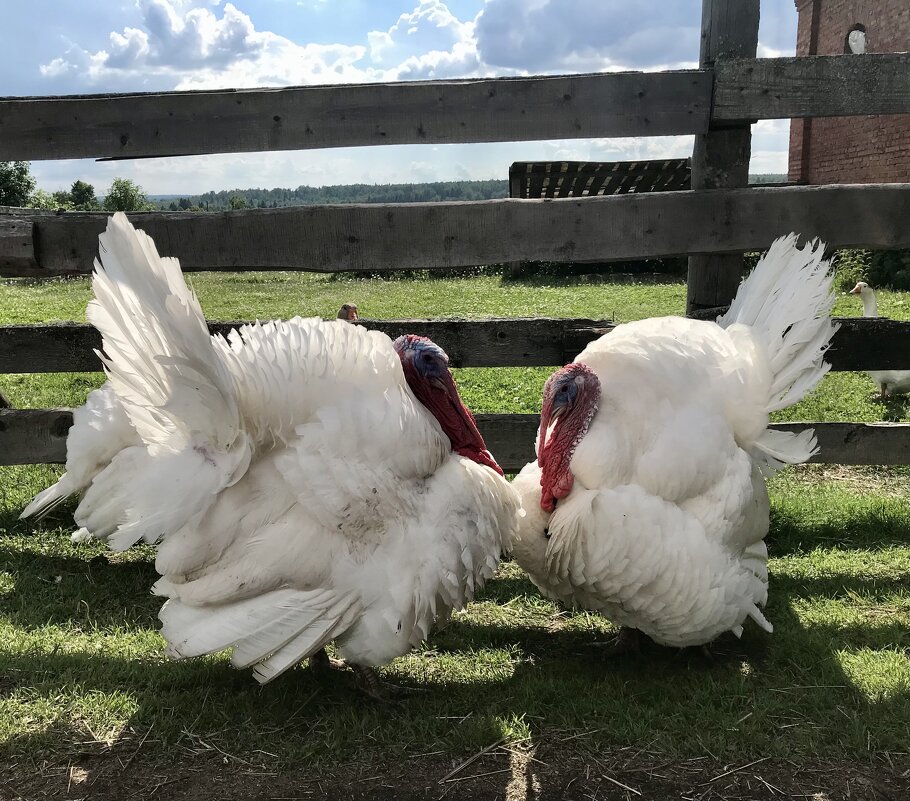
[2,272,909,787]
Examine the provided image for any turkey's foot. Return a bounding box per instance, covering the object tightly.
[589,627,643,657]
[349,664,424,703]
[309,648,347,675]
[696,642,715,662]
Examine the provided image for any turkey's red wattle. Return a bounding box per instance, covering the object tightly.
[537,364,601,513]
[402,357,504,476]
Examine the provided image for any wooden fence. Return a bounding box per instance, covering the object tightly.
[2,0,910,470]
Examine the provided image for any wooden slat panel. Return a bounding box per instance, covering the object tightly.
[0,71,711,162]
[714,53,910,121]
[556,165,578,199]
[2,317,907,374]
[3,409,909,469]
[584,164,613,197]
[0,318,614,373]
[4,184,909,277]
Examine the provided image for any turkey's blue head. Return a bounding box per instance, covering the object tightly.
[538,363,601,513]
[394,335,503,476]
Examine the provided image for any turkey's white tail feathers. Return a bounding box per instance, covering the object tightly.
[20,480,75,520]
[89,214,240,451]
[21,384,138,523]
[747,604,773,634]
[84,214,252,546]
[751,428,819,476]
[719,234,837,468]
[158,589,360,683]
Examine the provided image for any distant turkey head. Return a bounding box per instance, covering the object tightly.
[337,302,359,321]
[393,334,503,476]
[538,363,601,513]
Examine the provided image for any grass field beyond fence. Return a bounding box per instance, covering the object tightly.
[2,271,909,798]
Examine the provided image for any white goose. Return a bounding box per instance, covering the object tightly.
[511,235,837,650]
[849,281,910,397]
[23,214,519,697]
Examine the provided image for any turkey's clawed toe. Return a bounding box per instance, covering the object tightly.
[589,627,643,658]
[350,665,425,703]
[309,648,347,675]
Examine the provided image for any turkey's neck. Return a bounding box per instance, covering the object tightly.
[861,293,878,317]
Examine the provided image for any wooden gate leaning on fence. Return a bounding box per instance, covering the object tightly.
[2,0,910,470]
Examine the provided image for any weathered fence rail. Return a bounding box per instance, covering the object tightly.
[713,54,910,121]
[0,71,711,162]
[2,316,909,373]
[3,184,910,276]
[0,318,614,372]
[3,409,908,470]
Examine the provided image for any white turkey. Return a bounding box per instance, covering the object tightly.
[849,281,910,397]
[23,213,519,697]
[510,235,837,651]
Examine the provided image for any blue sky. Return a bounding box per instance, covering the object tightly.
[4,0,797,195]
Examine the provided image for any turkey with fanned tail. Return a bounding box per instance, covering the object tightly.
[510,235,838,652]
[22,213,519,698]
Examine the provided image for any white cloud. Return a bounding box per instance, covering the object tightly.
[369,0,469,65]
[40,0,369,89]
[475,0,700,72]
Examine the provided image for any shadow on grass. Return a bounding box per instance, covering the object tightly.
[0,541,160,631]
[769,504,910,554]
[876,393,910,423]
[3,511,910,793]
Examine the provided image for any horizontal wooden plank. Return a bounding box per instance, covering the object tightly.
[0,218,36,271]
[0,408,74,467]
[2,316,909,374]
[0,318,613,373]
[714,54,910,121]
[3,410,909,469]
[2,184,910,277]
[0,71,710,162]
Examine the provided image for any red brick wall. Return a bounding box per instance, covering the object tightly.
[787,0,910,184]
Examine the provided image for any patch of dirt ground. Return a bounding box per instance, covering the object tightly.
[2,743,908,801]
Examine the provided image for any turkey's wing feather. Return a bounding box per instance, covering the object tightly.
[545,482,771,647]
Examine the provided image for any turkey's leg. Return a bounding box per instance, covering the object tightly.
[349,664,423,703]
[590,626,643,657]
[309,648,346,674]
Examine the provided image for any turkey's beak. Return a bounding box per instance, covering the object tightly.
[349,309,358,320]
[537,402,561,465]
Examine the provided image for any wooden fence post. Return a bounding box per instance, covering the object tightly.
[686,0,760,315]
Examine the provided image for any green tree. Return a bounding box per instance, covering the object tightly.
[70,180,98,210]
[28,188,71,210]
[228,194,248,210]
[103,177,153,212]
[0,161,36,207]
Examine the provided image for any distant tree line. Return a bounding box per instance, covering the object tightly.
[158,180,509,211]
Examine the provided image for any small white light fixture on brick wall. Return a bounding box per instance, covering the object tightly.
[846,24,867,54]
